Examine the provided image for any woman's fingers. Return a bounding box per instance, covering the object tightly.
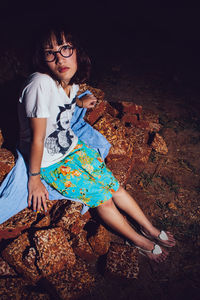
[42,190,49,212]
[32,195,37,212]
[28,194,32,208]
[36,197,42,212]
[28,189,49,212]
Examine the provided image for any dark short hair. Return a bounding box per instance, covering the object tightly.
[32,25,91,84]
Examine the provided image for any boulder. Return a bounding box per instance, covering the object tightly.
[33,227,76,277]
[0,148,15,183]
[105,242,139,280]
[0,256,16,276]
[151,132,168,154]
[46,258,95,300]
[2,232,41,283]
[0,129,3,148]
[70,230,98,263]
[88,221,111,256]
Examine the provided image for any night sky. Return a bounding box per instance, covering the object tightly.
[1,2,200,49]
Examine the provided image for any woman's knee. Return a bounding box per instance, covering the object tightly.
[112,185,124,197]
[96,198,114,211]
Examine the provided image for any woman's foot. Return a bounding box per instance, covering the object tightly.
[137,243,168,263]
[141,227,176,248]
[132,235,169,263]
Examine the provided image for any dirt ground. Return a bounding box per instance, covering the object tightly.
[0,38,200,299]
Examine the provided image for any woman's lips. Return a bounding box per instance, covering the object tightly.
[59,67,69,73]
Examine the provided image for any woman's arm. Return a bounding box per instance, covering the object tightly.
[28,118,49,212]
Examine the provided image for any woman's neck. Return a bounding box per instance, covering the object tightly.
[61,81,71,97]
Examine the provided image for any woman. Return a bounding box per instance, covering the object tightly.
[18,25,175,262]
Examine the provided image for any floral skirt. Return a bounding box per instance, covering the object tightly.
[40,140,120,208]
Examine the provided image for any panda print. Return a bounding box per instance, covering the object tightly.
[45,98,76,155]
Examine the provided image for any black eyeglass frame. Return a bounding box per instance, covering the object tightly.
[44,45,74,62]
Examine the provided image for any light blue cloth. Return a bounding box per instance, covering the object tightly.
[0,90,111,224]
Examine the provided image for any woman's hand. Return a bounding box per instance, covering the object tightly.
[28,176,49,212]
[77,94,97,109]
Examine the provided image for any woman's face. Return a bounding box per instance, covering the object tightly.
[44,34,77,85]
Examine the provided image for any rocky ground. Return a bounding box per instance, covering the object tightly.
[88,43,200,300]
[0,37,200,299]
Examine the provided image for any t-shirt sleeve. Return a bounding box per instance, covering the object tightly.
[21,74,52,118]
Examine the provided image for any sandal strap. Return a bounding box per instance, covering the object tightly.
[152,244,162,255]
[137,243,162,255]
[158,230,168,241]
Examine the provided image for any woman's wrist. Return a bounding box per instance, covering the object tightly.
[29,171,41,176]
[76,97,83,108]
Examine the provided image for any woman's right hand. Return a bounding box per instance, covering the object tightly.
[28,176,49,212]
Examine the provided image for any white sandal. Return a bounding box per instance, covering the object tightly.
[136,243,168,262]
[137,243,162,256]
[141,229,175,248]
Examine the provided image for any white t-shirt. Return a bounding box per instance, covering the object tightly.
[18,72,79,167]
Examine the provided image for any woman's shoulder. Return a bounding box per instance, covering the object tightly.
[27,72,54,86]
[19,72,55,100]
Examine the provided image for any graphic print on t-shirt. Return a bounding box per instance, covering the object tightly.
[45,100,76,155]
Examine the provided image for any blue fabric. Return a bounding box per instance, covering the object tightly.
[71,91,111,159]
[0,90,111,224]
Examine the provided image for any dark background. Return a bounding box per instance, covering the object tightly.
[1,1,200,59]
[1,1,200,88]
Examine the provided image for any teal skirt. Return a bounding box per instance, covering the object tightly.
[41,140,119,208]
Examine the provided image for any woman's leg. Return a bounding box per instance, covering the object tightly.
[111,186,175,246]
[96,198,168,262]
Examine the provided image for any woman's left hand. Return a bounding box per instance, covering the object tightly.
[77,94,97,108]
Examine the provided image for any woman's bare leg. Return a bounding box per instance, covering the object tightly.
[96,198,168,262]
[111,186,175,246]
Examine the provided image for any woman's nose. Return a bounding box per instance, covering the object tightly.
[55,53,64,64]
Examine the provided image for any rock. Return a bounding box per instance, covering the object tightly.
[78,83,105,101]
[2,232,41,283]
[121,101,143,115]
[34,227,76,277]
[132,144,152,164]
[0,277,28,299]
[0,148,15,183]
[0,256,16,276]
[167,202,177,210]
[126,127,150,146]
[105,242,139,279]
[151,133,168,154]
[132,120,162,132]
[71,230,98,263]
[122,113,139,125]
[93,112,134,159]
[51,201,90,240]
[34,213,51,228]
[140,110,160,124]
[47,258,95,300]
[106,156,135,186]
[0,224,30,242]
[0,129,4,147]
[88,222,111,256]
[0,200,56,242]
[85,100,119,125]
[23,246,37,269]
[85,100,108,125]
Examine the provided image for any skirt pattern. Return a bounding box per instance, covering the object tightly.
[40,140,119,208]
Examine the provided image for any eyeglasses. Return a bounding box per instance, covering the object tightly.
[44,45,74,62]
